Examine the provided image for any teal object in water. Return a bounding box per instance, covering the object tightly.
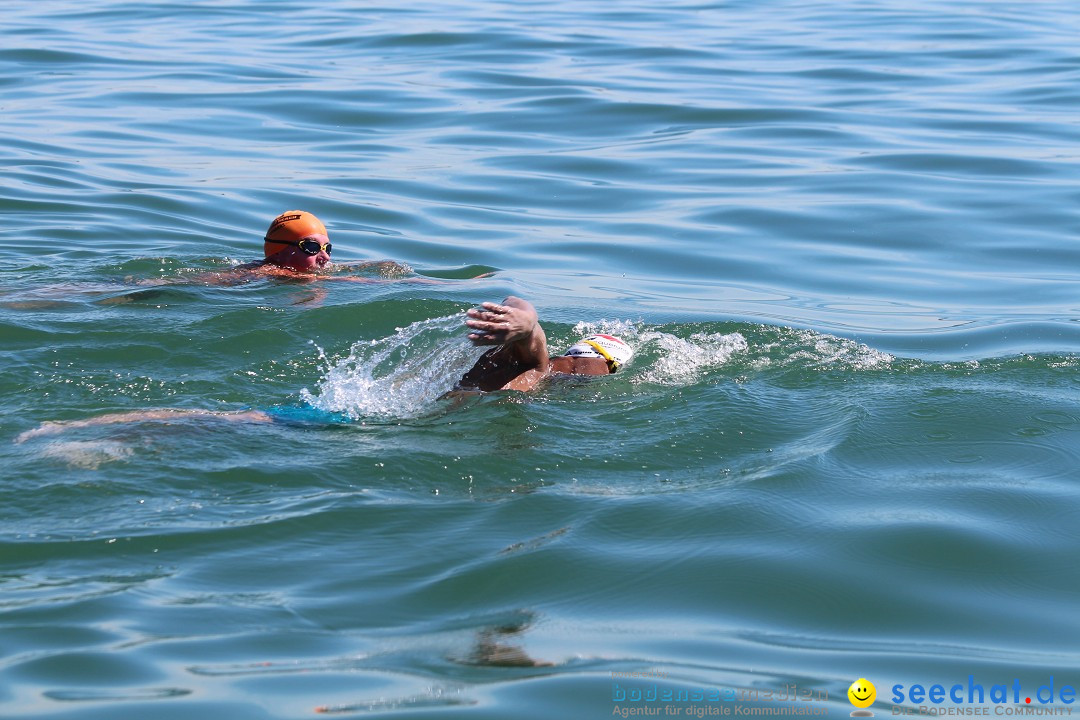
[264,404,356,427]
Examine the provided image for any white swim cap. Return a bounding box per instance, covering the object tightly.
[563,334,633,372]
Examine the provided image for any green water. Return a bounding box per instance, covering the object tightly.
[3,0,1080,718]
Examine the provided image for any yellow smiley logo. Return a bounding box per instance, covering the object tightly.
[848,678,876,709]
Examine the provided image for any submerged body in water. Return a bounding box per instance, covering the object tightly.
[16,297,633,440]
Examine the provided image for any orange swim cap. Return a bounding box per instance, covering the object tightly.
[263,210,327,258]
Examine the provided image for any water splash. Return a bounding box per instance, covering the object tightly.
[637,331,751,385]
[754,327,895,372]
[300,317,900,419]
[571,318,749,385]
[300,315,477,420]
[35,440,134,469]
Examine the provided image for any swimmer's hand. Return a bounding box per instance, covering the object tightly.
[465,297,538,346]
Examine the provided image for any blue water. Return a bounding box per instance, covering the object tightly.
[3,1,1080,718]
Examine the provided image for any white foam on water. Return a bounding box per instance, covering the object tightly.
[638,331,750,385]
[570,319,749,386]
[36,440,134,469]
[301,315,477,420]
[754,327,894,372]
[301,316,894,418]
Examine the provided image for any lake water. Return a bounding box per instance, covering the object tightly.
[3,1,1080,718]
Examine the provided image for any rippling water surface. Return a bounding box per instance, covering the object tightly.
[3,1,1080,718]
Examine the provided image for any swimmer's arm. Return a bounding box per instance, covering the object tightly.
[131,270,426,287]
[324,269,492,285]
[336,261,493,279]
[457,296,550,391]
[334,260,410,273]
[319,275,449,285]
[465,297,545,351]
[132,264,263,287]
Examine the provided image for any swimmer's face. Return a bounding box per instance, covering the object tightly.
[267,233,332,272]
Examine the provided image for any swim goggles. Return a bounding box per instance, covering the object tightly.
[583,339,621,373]
[264,237,332,255]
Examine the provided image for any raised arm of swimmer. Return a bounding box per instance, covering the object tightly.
[458,297,550,391]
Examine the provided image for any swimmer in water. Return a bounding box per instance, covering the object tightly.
[198,210,412,283]
[456,296,633,392]
[127,209,431,291]
[14,296,630,440]
[6,211,484,310]
[255,209,336,274]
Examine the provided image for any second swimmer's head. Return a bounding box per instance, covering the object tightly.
[564,334,634,373]
[263,210,331,272]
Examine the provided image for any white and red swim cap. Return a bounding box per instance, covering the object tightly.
[563,334,633,372]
